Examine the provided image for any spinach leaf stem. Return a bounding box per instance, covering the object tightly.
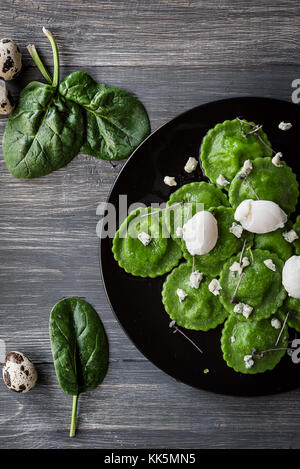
[26,44,52,85]
[42,27,59,88]
[70,394,79,438]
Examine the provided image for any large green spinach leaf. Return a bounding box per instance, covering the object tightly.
[2,28,84,179]
[59,71,150,161]
[2,29,150,177]
[3,82,84,178]
[49,297,109,437]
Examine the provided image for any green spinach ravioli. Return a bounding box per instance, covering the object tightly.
[293,216,300,255]
[254,223,293,261]
[199,119,272,186]
[162,263,228,331]
[229,157,299,215]
[219,249,286,321]
[283,296,300,332]
[111,116,298,376]
[112,207,182,277]
[165,181,229,241]
[181,206,253,277]
[221,312,288,374]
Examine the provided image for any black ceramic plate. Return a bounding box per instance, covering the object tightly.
[100,97,300,396]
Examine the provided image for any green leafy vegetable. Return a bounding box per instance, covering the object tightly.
[2,28,85,179]
[49,297,109,437]
[59,71,150,161]
[2,28,151,178]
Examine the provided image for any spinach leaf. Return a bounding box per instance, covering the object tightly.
[59,71,150,161]
[3,83,84,178]
[49,297,109,437]
[2,28,84,179]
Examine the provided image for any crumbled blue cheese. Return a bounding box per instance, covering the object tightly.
[230,257,249,276]
[184,157,198,173]
[283,229,299,243]
[271,318,281,329]
[234,302,253,319]
[242,257,250,268]
[264,259,276,271]
[231,336,236,343]
[175,226,183,238]
[164,176,177,187]
[229,222,243,238]
[216,174,230,187]
[239,159,253,177]
[244,355,254,369]
[272,152,283,167]
[208,278,222,296]
[176,288,187,302]
[278,121,292,131]
[137,231,151,246]
[230,261,243,276]
[189,270,203,289]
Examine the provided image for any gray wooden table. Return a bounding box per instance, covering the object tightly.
[1,0,300,449]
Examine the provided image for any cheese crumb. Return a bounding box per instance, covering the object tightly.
[175,226,183,238]
[271,318,281,329]
[189,270,203,289]
[230,222,243,238]
[176,288,187,302]
[234,302,253,319]
[137,231,151,246]
[239,159,253,177]
[279,121,292,131]
[264,259,276,271]
[230,261,243,276]
[231,336,236,343]
[272,152,283,167]
[184,157,198,173]
[216,174,230,187]
[283,229,299,243]
[164,176,177,187]
[244,355,254,369]
[208,278,222,296]
[229,257,249,276]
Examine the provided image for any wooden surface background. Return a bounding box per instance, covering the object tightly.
[1,0,300,449]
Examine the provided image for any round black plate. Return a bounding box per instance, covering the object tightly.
[100,97,300,396]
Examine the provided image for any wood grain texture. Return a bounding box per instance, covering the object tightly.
[1,0,300,449]
[1,0,300,67]
[1,362,300,449]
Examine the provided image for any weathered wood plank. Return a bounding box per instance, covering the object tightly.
[0,0,300,67]
[0,361,299,449]
[5,64,298,132]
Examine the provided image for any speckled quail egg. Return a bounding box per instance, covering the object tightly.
[2,351,37,393]
[0,79,14,114]
[0,38,22,81]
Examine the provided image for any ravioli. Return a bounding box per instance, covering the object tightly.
[162,263,228,331]
[165,181,229,241]
[219,249,286,321]
[229,157,299,215]
[254,223,293,261]
[181,206,253,276]
[221,312,288,374]
[200,119,272,186]
[112,207,182,277]
[283,296,300,332]
[293,216,300,255]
